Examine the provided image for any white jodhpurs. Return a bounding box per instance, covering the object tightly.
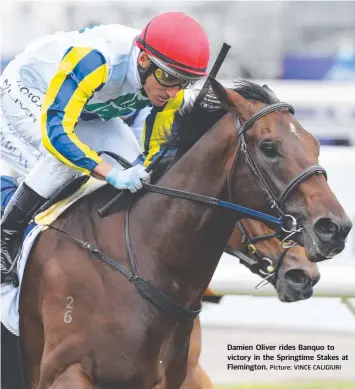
[1,60,143,198]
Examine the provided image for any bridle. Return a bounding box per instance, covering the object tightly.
[228,102,327,243]
[47,101,329,322]
[225,221,290,286]
[98,104,327,238]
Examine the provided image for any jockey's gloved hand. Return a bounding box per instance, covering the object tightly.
[106,165,150,193]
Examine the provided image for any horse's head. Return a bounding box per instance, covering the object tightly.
[227,219,320,302]
[210,78,352,262]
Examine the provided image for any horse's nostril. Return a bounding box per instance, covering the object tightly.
[314,217,339,241]
[284,269,308,285]
[316,218,337,234]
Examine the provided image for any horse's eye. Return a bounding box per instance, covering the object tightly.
[260,141,279,158]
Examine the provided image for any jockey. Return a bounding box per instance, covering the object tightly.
[0,12,210,284]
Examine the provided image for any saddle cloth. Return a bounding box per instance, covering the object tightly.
[0,176,106,335]
[1,176,220,335]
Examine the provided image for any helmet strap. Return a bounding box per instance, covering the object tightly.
[137,50,157,90]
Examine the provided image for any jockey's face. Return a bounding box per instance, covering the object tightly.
[144,74,180,106]
[138,52,181,106]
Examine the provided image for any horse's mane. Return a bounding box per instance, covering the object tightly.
[149,79,280,182]
[165,79,279,158]
[97,80,280,211]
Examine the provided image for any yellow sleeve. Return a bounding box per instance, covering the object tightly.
[41,46,108,174]
[142,90,184,166]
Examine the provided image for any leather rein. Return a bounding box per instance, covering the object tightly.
[49,102,327,321]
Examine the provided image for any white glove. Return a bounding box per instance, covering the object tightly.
[106,165,150,193]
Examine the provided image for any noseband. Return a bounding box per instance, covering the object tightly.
[225,221,290,286]
[229,102,327,242]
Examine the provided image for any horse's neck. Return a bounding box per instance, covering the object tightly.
[131,114,239,297]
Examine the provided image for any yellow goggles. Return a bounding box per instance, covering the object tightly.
[153,68,191,89]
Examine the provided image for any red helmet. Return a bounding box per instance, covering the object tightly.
[136,12,210,82]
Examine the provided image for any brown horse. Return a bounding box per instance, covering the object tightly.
[18,79,351,388]
[227,219,320,302]
[160,218,320,389]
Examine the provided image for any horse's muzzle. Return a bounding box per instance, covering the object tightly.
[307,215,353,262]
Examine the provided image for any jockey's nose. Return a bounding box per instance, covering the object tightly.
[165,86,180,98]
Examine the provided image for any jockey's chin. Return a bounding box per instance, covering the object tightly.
[152,95,172,106]
[144,92,173,107]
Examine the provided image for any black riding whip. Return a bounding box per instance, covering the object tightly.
[194,42,231,108]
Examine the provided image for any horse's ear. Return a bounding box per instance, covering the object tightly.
[262,84,280,102]
[209,78,250,121]
[209,78,234,110]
